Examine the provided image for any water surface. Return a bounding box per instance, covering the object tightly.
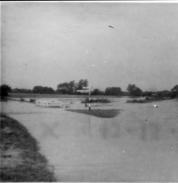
[1,97,178,181]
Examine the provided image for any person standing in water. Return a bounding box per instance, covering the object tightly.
[88,103,91,111]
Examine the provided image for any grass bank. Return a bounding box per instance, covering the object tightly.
[67,109,120,118]
[0,113,56,182]
[81,97,111,103]
[126,97,173,104]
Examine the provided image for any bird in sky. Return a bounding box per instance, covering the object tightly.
[108,25,114,29]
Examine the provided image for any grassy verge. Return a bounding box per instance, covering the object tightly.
[126,97,172,104]
[0,113,56,182]
[67,109,120,118]
[81,97,111,103]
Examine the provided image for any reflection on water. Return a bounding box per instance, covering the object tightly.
[1,98,178,181]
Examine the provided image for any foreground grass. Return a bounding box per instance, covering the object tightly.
[67,109,120,118]
[0,113,56,182]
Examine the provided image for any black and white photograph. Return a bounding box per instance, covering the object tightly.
[1,1,178,182]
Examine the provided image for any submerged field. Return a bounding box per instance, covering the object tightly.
[67,109,120,118]
[1,97,178,181]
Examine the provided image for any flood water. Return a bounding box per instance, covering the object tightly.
[1,97,178,181]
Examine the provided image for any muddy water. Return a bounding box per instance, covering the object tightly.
[1,98,178,181]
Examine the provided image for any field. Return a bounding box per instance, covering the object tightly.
[67,109,120,118]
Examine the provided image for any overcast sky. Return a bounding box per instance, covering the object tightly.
[1,2,178,91]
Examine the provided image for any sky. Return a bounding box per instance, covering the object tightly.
[1,2,178,91]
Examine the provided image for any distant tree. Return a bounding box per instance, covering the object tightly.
[77,79,88,90]
[91,88,104,95]
[127,84,143,97]
[69,80,76,93]
[156,90,171,98]
[105,87,122,96]
[57,81,76,94]
[0,84,12,100]
[33,86,54,94]
[171,85,178,93]
[12,88,32,93]
[57,79,88,94]
[142,91,154,97]
[171,85,178,98]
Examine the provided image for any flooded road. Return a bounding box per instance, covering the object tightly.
[1,97,178,181]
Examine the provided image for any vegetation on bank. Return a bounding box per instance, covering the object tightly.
[127,97,170,104]
[81,97,111,104]
[127,87,178,103]
[1,79,178,100]
[0,113,56,182]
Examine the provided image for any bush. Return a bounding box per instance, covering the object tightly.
[0,85,11,100]
[82,97,110,103]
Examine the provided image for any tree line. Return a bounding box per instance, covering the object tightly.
[1,79,178,99]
